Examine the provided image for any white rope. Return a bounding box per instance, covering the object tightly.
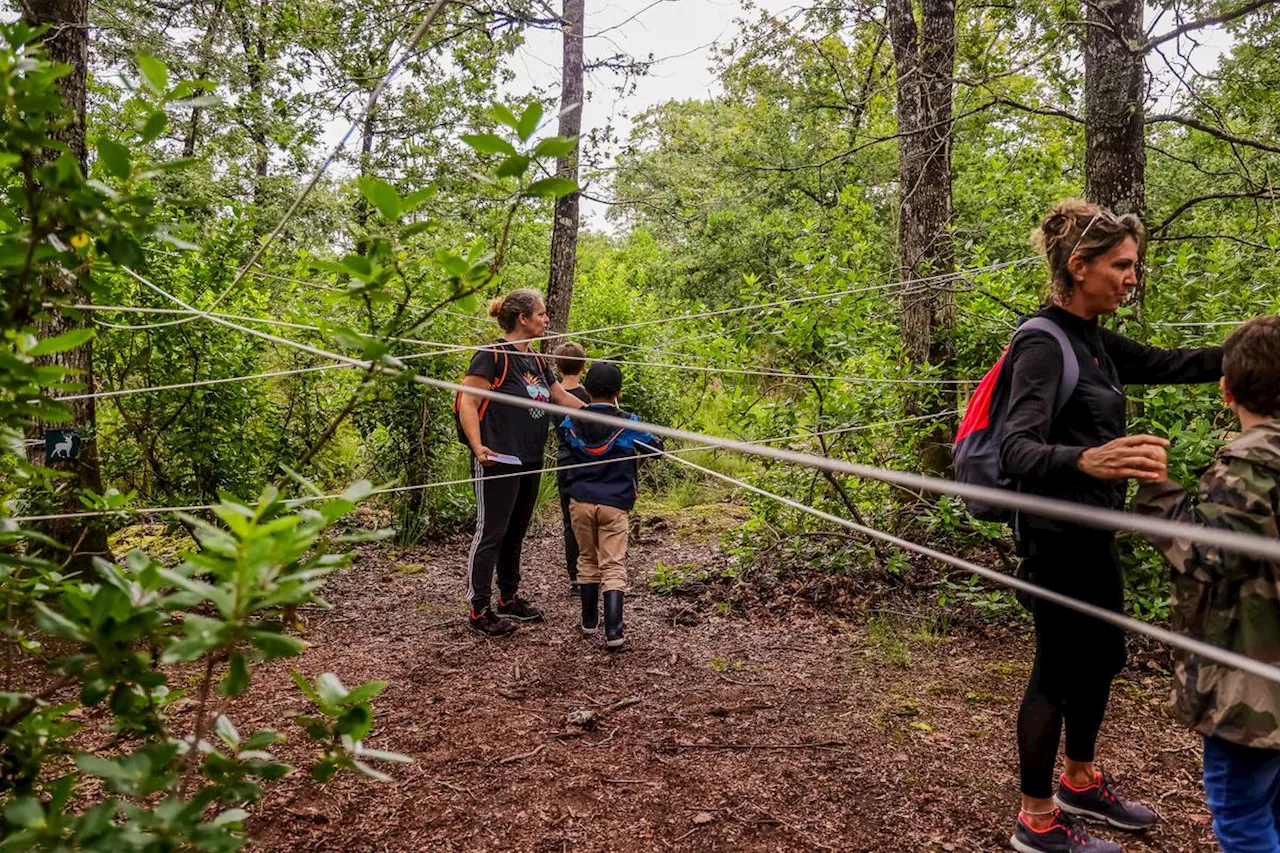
[6,410,960,522]
[107,0,450,331]
[651,445,1280,688]
[81,303,973,388]
[93,265,1280,566]
[101,254,1036,341]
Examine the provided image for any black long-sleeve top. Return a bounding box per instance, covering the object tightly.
[999,306,1222,532]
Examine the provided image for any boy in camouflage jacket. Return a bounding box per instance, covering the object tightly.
[1133,315,1280,853]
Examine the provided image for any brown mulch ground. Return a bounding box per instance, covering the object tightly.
[235,507,1218,853]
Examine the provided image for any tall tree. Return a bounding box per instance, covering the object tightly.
[887,0,956,474]
[24,0,112,573]
[545,0,584,342]
[1085,0,1145,220]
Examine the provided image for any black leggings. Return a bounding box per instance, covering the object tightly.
[1016,528,1126,799]
[558,474,579,583]
[467,460,542,611]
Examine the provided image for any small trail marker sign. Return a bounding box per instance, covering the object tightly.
[45,429,81,462]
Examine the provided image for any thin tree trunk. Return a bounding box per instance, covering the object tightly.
[183,0,227,157]
[887,0,956,476]
[544,0,584,346]
[1085,0,1146,306]
[233,0,271,238]
[355,92,378,257]
[25,0,112,575]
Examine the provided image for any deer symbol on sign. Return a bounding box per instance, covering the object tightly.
[51,436,74,459]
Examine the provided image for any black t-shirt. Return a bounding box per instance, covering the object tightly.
[467,340,559,466]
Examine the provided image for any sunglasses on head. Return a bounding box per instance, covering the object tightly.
[1070,209,1120,257]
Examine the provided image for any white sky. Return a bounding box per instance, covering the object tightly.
[504,0,1236,231]
[506,0,800,228]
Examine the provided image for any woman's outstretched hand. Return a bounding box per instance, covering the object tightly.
[1078,434,1169,482]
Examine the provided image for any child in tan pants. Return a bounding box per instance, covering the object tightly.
[556,362,663,648]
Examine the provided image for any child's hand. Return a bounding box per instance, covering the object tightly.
[1078,434,1169,482]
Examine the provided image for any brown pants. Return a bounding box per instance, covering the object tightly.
[569,499,629,593]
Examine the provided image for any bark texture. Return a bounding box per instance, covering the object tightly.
[26,0,111,573]
[544,0,584,345]
[887,0,956,475]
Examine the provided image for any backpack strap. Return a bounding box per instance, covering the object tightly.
[476,346,509,421]
[1015,316,1080,416]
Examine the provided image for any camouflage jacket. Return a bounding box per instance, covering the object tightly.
[1133,419,1280,749]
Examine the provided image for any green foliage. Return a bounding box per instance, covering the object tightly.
[0,35,411,850]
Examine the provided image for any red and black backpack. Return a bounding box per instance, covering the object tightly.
[952,317,1079,522]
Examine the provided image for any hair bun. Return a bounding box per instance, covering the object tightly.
[487,296,504,318]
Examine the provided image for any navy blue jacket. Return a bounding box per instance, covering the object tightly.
[557,404,663,511]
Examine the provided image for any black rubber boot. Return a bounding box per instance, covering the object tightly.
[579,583,600,632]
[603,590,624,649]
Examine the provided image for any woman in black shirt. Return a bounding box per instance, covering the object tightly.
[1002,201,1222,853]
[458,289,585,637]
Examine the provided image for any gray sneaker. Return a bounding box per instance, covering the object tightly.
[1010,810,1121,853]
[1055,772,1157,832]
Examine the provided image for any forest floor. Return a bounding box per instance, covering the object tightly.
[232,495,1218,853]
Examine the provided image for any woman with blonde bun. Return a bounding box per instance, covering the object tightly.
[457,288,585,637]
[1002,200,1223,853]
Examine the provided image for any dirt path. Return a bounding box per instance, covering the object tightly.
[239,507,1217,852]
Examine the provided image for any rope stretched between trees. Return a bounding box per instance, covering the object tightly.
[93,265,1280,566]
[650,445,1280,689]
[81,303,976,388]
[7,410,959,522]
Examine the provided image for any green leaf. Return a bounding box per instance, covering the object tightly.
[461,133,517,157]
[517,102,544,142]
[495,154,531,179]
[4,797,44,829]
[213,714,240,749]
[33,603,88,642]
[357,176,400,221]
[249,629,306,660]
[487,103,519,129]
[533,136,577,158]
[96,139,131,181]
[523,177,578,199]
[213,808,249,827]
[140,110,167,143]
[29,327,94,356]
[401,186,436,211]
[136,53,169,95]
[315,673,348,706]
[344,680,387,705]
[219,652,250,697]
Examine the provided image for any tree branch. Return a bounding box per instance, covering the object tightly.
[1151,189,1280,234]
[1147,113,1280,155]
[1142,0,1278,53]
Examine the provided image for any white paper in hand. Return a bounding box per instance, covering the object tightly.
[487,453,522,466]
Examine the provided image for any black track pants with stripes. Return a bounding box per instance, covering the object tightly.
[467,460,542,613]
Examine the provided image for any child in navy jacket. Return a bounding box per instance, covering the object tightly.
[557,362,662,648]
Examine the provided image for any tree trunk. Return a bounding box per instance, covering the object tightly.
[544,0,584,346]
[354,93,378,257]
[183,0,227,157]
[1085,0,1146,306]
[25,0,112,574]
[887,0,956,476]
[233,0,271,237]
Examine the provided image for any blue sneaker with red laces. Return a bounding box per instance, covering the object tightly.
[1010,810,1121,853]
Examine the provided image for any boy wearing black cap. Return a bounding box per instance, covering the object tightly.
[557,362,663,648]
